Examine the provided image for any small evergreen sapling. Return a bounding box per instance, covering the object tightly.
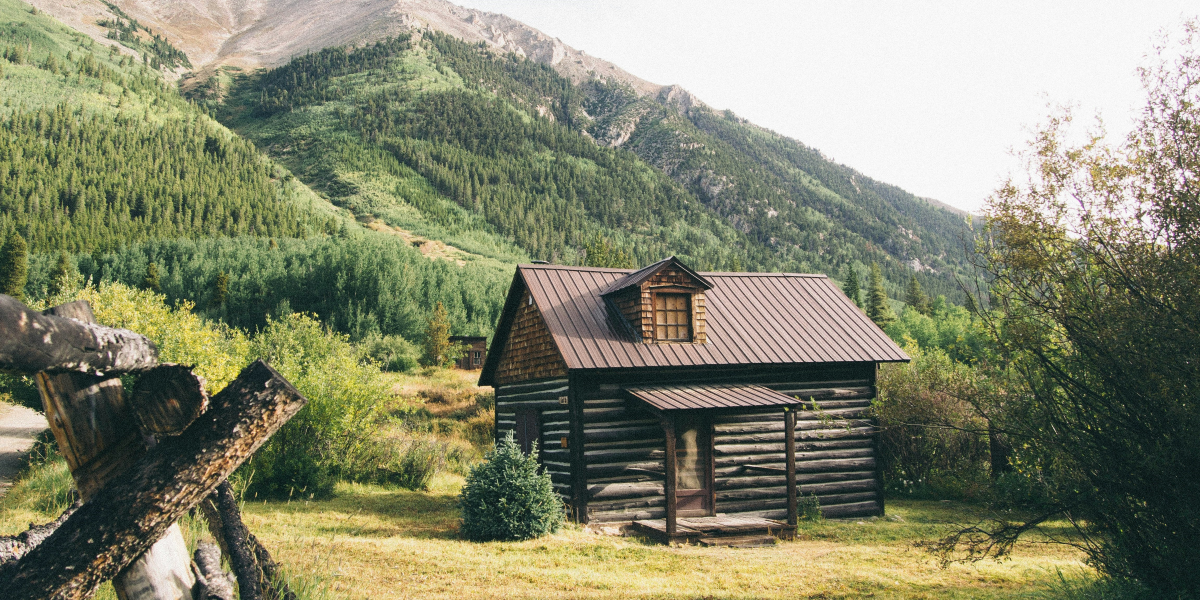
[841,265,861,308]
[0,231,28,301]
[866,263,895,327]
[459,432,564,542]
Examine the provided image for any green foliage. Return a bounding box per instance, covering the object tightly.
[46,251,76,297]
[866,262,894,326]
[841,264,861,308]
[875,344,995,499]
[242,312,391,499]
[904,274,930,316]
[361,332,420,372]
[884,297,988,364]
[0,104,316,255]
[39,234,508,342]
[583,234,635,268]
[421,301,461,367]
[0,230,28,300]
[458,432,564,542]
[96,1,190,71]
[973,24,1200,592]
[141,261,160,293]
[799,494,823,522]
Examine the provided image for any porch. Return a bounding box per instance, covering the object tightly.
[631,515,795,547]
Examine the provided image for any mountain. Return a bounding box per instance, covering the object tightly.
[9,0,975,339]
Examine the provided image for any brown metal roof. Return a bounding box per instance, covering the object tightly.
[626,384,804,411]
[480,263,909,384]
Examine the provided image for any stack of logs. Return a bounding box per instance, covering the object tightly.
[0,294,310,600]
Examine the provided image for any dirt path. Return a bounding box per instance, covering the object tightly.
[0,402,48,497]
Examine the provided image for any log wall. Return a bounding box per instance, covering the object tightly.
[576,365,882,524]
[494,377,572,503]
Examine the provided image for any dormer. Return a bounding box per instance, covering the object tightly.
[601,257,712,344]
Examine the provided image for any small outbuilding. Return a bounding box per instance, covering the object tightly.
[449,336,487,370]
[479,257,908,542]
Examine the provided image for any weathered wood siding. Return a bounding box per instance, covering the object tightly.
[575,366,882,524]
[494,289,568,385]
[494,377,572,503]
[714,378,881,520]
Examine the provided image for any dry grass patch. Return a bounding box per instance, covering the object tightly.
[241,477,1088,600]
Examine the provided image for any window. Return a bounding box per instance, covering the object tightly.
[472,351,482,367]
[654,293,691,341]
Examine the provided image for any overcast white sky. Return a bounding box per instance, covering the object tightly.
[453,0,1194,213]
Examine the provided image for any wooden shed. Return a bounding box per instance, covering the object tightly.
[479,257,908,542]
[449,336,487,370]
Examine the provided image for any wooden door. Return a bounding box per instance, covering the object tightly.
[673,414,713,516]
[514,408,541,456]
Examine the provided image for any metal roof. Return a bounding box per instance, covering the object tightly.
[626,384,804,411]
[480,264,909,384]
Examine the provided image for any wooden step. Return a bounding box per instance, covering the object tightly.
[699,535,778,548]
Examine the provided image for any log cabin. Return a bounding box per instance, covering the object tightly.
[479,257,908,543]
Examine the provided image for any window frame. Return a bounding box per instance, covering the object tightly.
[651,289,693,343]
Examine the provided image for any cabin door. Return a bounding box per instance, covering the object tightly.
[673,414,713,516]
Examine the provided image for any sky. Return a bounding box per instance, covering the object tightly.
[452,0,1195,213]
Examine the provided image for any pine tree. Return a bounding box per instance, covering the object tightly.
[583,234,634,269]
[421,301,454,367]
[143,261,161,293]
[211,271,229,309]
[47,251,76,297]
[866,263,894,327]
[905,274,930,315]
[0,231,28,301]
[842,265,861,308]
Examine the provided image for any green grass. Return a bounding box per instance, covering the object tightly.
[1,441,1094,600]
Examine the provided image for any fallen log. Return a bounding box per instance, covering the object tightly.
[0,296,158,375]
[0,500,81,568]
[0,359,307,600]
[201,481,297,600]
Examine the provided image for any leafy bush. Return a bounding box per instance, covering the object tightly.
[875,343,995,499]
[242,313,391,499]
[361,332,420,372]
[458,432,563,541]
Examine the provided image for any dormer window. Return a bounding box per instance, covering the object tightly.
[654,293,691,341]
[600,256,712,345]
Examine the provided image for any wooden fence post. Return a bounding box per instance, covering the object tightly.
[34,301,195,600]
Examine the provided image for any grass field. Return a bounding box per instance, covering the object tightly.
[234,478,1088,600]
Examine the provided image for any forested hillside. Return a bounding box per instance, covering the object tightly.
[211,32,970,300]
[0,0,507,341]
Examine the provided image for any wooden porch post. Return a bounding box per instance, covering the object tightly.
[662,415,677,538]
[785,407,798,529]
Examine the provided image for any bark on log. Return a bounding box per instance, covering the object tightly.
[192,541,236,600]
[0,295,158,375]
[0,359,307,600]
[0,500,80,568]
[200,482,297,600]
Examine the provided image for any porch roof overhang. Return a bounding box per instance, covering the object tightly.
[624,383,803,412]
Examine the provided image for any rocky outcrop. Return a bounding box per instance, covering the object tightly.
[29,0,675,98]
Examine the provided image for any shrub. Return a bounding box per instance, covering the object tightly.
[459,432,563,542]
[242,313,391,499]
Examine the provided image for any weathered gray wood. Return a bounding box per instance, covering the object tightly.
[715,475,785,490]
[200,481,297,600]
[34,302,194,600]
[584,426,663,442]
[663,417,677,537]
[586,496,666,512]
[821,501,882,518]
[796,457,877,473]
[0,359,307,600]
[796,407,873,420]
[715,486,788,501]
[796,419,874,431]
[713,422,784,434]
[128,365,209,436]
[0,296,158,375]
[588,482,664,500]
[800,478,878,495]
[0,500,80,568]
[192,541,236,600]
[785,408,797,528]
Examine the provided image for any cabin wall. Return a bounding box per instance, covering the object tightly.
[574,364,881,524]
[494,289,568,385]
[493,377,573,504]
